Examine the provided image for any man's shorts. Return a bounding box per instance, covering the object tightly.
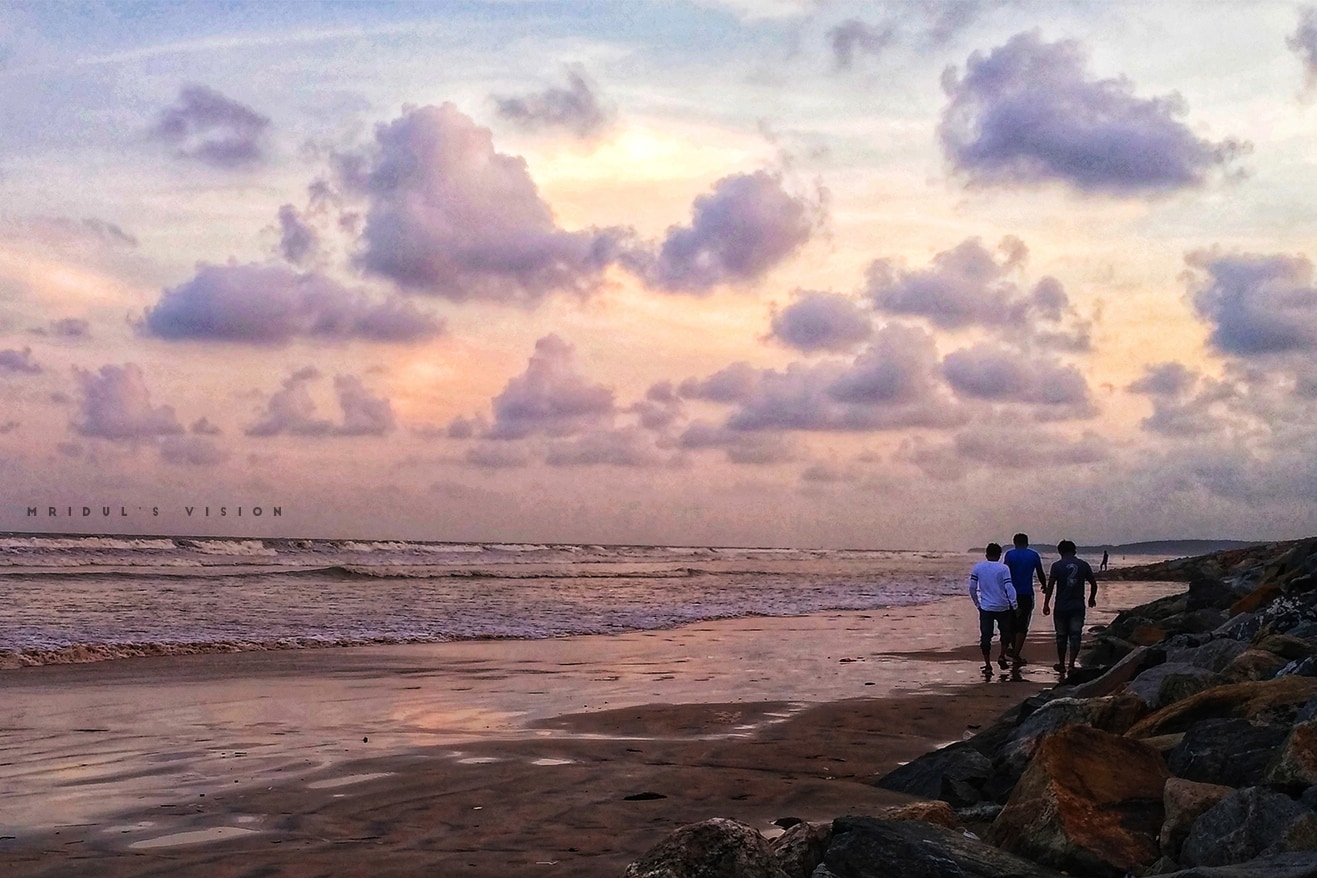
[1015,593,1035,634]
[978,608,1016,649]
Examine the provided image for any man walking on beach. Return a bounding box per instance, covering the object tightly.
[1003,533,1046,665]
[968,543,1017,675]
[1042,539,1098,681]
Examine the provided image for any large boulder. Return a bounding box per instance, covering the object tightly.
[1071,645,1165,699]
[1160,778,1234,862]
[1268,722,1317,791]
[1166,718,1290,787]
[1220,648,1290,683]
[1164,639,1251,673]
[988,724,1169,877]
[1180,787,1317,868]
[770,821,830,878]
[1126,677,1317,738]
[873,741,993,807]
[821,815,1064,878]
[1156,851,1317,877]
[622,818,790,878]
[1125,663,1220,709]
[1256,634,1317,663]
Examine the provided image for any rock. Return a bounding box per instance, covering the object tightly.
[1180,787,1317,868]
[1268,722,1317,791]
[1156,851,1317,876]
[873,742,993,807]
[1127,677,1317,738]
[1125,663,1219,709]
[1257,635,1317,662]
[1220,648,1290,683]
[1187,577,1248,613]
[1082,634,1139,668]
[771,821,830,878]
[1281,657,1317,678]
[880,801,961,829]
[1165,639,1251,673]
[1166,718,1289,787]
[623,818,790,878]
[1071,645,1165,699]
[988,724,1169,877]
[1159,778,1235,861]
[822,815,1064,878]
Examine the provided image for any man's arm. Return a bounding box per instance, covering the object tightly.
[1034,556,1046,591]
[968,573,981,610]
[1042,569,1056,615]
[1086,563,1098,607]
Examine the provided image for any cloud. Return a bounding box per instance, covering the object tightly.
[73,363,184,441]
[641,170,823,294]
[39,217,138,248]
[901,426,1109,478]
[770,291,873,353]
[692,324,965,432]
[0,420,19,434]
[942,343,1095,418]
[0,347,41,374]
[190,417,223,435]
[827,19,894,70]
[277,204,319,267]
[32,317,90,339]
[939,32,1244,194]
[152,84,270,168]
[545,427,666,467]
[1290,8,1317,85]
[160,435,229,466]
[865,237,1091,349]
[352,103,624,304]
[487,335,615,440]
[247,369,394,438]
[676,421,798,464]
[493,67,615,138]
[1186,250,1317,357]
[465,442,531,469]
[143,263,444,345]
[1128,361,1198,397]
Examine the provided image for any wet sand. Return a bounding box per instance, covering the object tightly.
[0,581,1181,877]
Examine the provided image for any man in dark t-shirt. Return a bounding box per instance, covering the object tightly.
[1042,539,1097,681]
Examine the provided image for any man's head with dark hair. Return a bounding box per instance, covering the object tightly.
[1013,533,1028,548]
[1057,539,1076,556]
[986,542,1002,560]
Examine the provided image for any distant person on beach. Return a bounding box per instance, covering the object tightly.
[1101,550,1109,572]
[968,542,1018,675]
[1042,539,1098,681]
[1003,533,1046,665]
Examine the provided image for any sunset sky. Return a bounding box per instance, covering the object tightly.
[3,0,1317,549]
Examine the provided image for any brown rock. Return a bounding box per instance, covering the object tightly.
[1132,625,1169,645]
[1159,777,1233,860]
[988,724,1170,877]
[1267,721,1317,791]
[882,800,960,829]
[1257,634,1317,662]
[1126,677,1317,738]
[770,821,830,878]
[1231,581,1282,616]
[623,818,790,878]
[1221,648,1290,682]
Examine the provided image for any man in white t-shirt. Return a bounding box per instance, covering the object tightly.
[968,542,1018,675]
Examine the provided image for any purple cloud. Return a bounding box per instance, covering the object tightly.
[160,435,229,466]
[677,421,798,465]
[906,427,1108,477]
[643,171,822,294]
[827,19,894,70]
[277,205,319,267]
[1186,250,1317,357]
[353,103,624,304]
[494,67,615,138]
[1290,8,1317,84]
[942,343,1094,418]
[143,263,443,345]
[770,291,873,353]
[487,335,615,440]
[545,428,665,467]
[32,317,91,339]
[0,347,41,374]
[678,362,762,403]
[940,32,1244,194]
[1128,362,1198,397]
[152,84,270,168]
[246,369,395,438]
[73,364,184,441]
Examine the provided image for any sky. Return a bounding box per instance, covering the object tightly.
[2,0,1317,549]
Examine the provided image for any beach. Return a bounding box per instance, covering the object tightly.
[0,579,1180,877]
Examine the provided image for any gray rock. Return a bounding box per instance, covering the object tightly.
[1167,718,1289,787]
[623,818,790,878]
[1165,639,1251,673]
[822,816,1063,877]
[874,742,993,807]
[1127,663,1219,709]
[1180,787,1317,867]
[1282,657,1317,678]
[1157,851,1317,876]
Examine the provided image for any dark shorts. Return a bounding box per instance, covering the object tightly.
[978,608,1016,651]
[1053,608,1085,646]
[1015,594,1035,634]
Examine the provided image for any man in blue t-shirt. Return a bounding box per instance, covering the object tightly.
[1043,539,1098,681]
[1003,533,1046,665]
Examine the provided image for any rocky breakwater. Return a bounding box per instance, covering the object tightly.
[622,538,1317,877]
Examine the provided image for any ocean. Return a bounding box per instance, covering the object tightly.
[0,534,973,666]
